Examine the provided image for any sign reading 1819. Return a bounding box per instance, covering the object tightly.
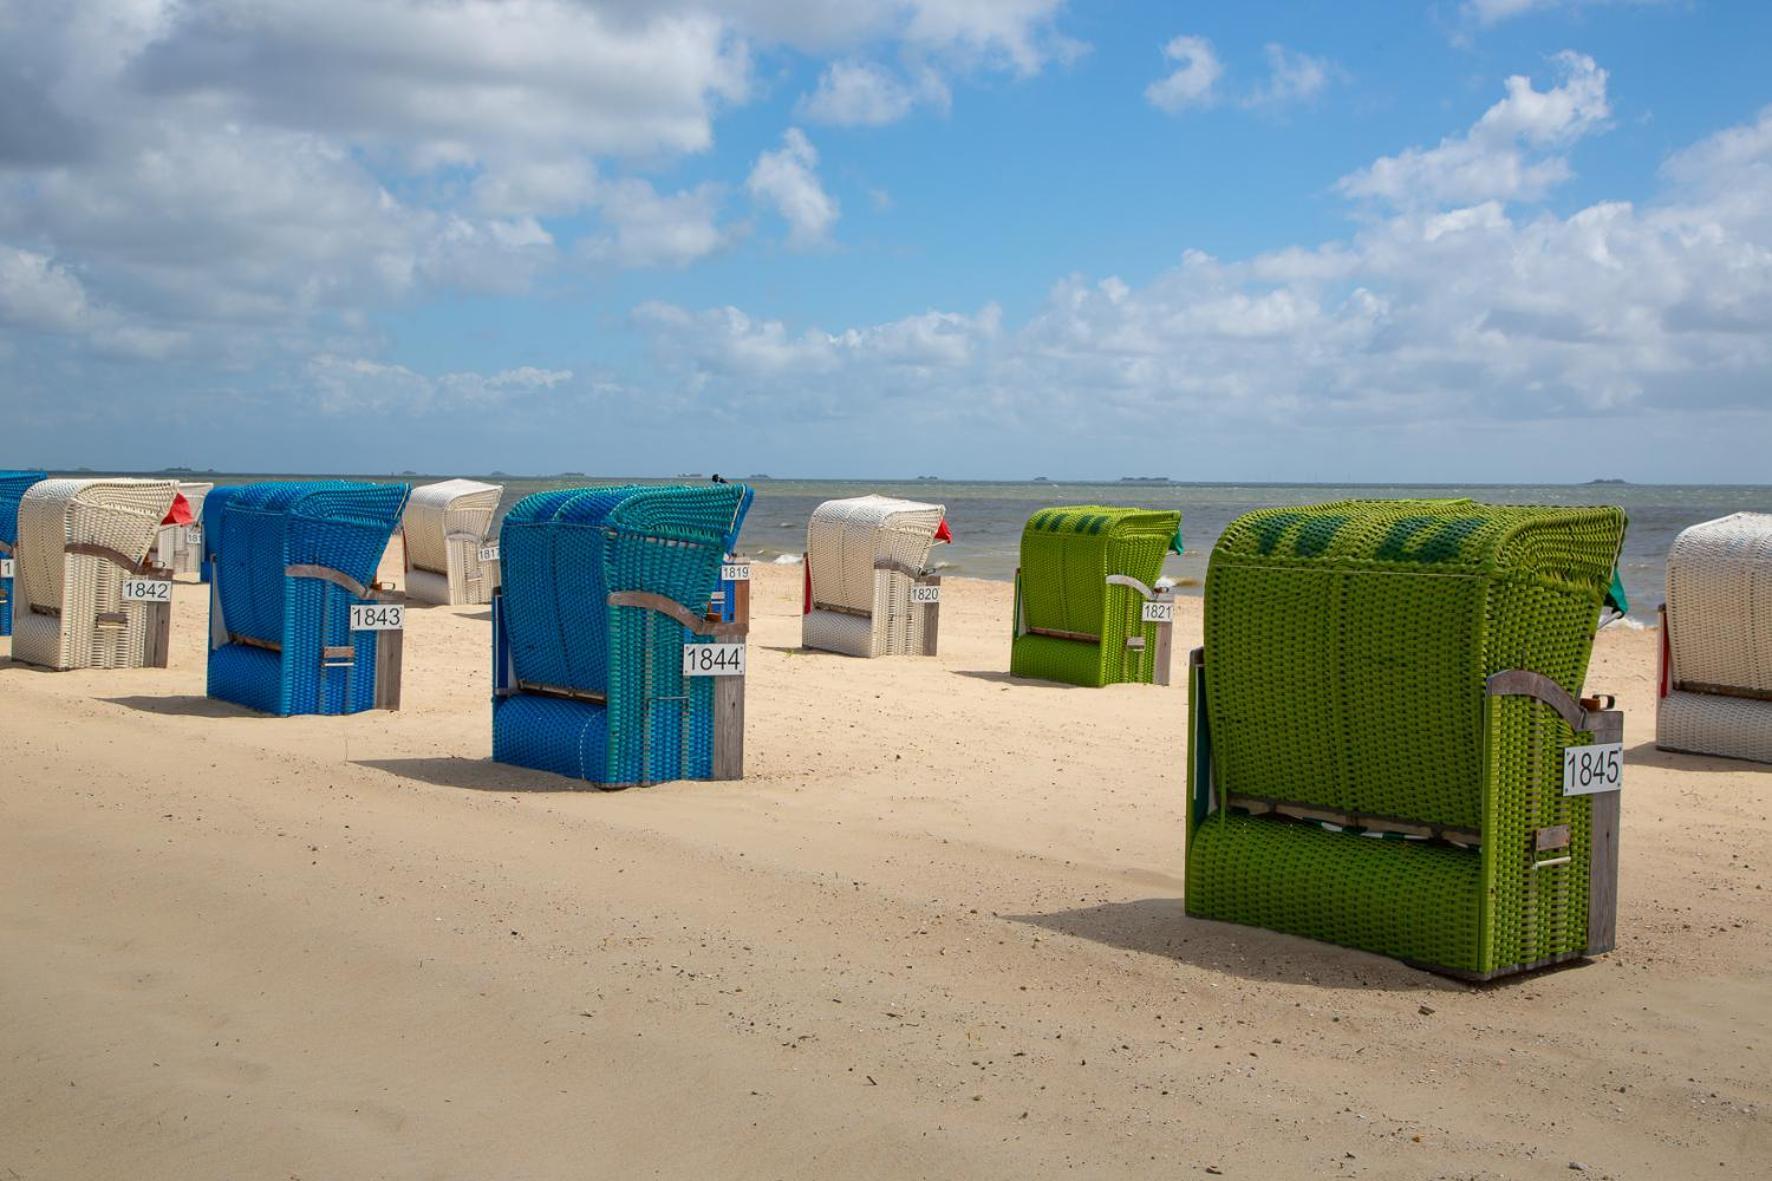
[683,642,745,677]
[121,578,173,603]
[1562,742,1623,796]
[349,603,405,631]
[720,562,751,583]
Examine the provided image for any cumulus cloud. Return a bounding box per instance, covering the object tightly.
[1338,51,1609,206]
[579,179,733,269]
[1244,44,1338,109]
[797,60,950,126]
[1145,34,1223,113]
[1460,0,1673,28]
[746,129,839,248]
[307,355,574,415]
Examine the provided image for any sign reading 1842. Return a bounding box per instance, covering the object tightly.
[121,578,173,603]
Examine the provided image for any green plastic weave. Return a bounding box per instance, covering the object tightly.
[1010,506,1181,687]
[1186,499,1626,976]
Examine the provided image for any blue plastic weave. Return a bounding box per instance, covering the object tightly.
[198,484,241,585]
[0,471,45,637]
[493,483,751,787]
[207,481,409,715]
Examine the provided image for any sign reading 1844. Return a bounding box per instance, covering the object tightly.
[683,642,744,677]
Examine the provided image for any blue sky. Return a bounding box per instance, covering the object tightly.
[2,0,1770,481]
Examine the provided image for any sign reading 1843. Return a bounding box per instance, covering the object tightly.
[349,603,404,631]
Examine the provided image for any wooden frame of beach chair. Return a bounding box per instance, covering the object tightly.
[10,478,180,670]
[402,479,503,606]
[0,471,46,639]
[1184,500,1628,980]
[491,484,753,788]
[802,495,948,658]
[1655,513,1772,764]
[206,482,409,716]
[1009,506,1181,687]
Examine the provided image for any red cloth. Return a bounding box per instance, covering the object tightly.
[933,518,953,544]
[161,493,193,526]
[802,556,812,615]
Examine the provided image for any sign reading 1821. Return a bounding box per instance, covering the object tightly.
[683,642,744,677]
[349,603,405,631]
[1562,742,1623,796]
[121,578,173,603]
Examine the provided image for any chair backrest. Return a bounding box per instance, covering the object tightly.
[17,478,178,605]
[1665,512,1772,696]
[0,471,44,554]
[212,481,408,645]
[1205,499,1626,830]
[502,484,751,696]
[1019,506,1179,636]
[404,479,503,574]
[807,495,945,613]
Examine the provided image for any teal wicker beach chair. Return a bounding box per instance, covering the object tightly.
[1010,506,1182,687]
[1186,500,1628,979]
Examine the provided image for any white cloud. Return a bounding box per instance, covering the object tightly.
[746,128,839,248]
[797,60,950,127]
[1244,44,1337,109]
[1145,35,1223,114]
[1338,51,1609,206]
[579,179,732,269]
[307,354,574,414]
[1461,0,1673,28]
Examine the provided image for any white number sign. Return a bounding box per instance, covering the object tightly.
[0,558,13,579]
[721,562,751,583]
[1562,742,1623,796]
[121,578,173,603]
[349,603,405,631]
[910,584,942,605]
[478,544,500,563]
[184,525,203,547]
[1141,599,1174,624]
[683,642,745,677]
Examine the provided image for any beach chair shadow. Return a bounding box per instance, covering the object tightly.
[951,669,1080,689]
[100,694,255,719]
[1624,739,1763,774]
[354,755,589,793]
[1008,898,1465,991]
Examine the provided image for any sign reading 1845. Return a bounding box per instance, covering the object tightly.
[683,642,745,677]
[121,578,173,603]
[1562,742,1623,796]
[349,603,405,631]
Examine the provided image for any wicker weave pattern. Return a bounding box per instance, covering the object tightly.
[206,481,408,715]
[1009,506,1180,687]
[493,483,751,787]
[403,479,503,605]
[1189,499,1627,976]
[154,482,213,576]
[1658,690,1772,763]
[11,478,179,669]
[197,486,238,585]
[803,495,945,657]
[1657,512,1772,763]
[0,471,45,638]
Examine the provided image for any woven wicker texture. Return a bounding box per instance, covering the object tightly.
[403,479,503,605]
[1658,512,1772,762]
[197,485,239,584]
[493,483,752,787]
[1188,498,1627,976]
[0,471,45,638]
[154,482,213,576]
[11,478,179,669]
[206,481,408,716]
[803,494,945,657]
[1009,506,1180,687]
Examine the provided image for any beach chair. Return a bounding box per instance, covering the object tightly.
[493,483,753,787]
[206,481,409,716]
[197,485,238,585]
[0,471,46,638]
[403,479,503,606]
[154,482,214,577]
[1186,500,1628,979]
[1009,506,1182,687]
[802,495,950,657]
[10,478,181,670]
[1657,512,1772,764]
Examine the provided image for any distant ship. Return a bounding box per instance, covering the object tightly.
[1119,476,1171,485]
[1587,478,1628,485]
[916,475,940,481]
[1033,476,1050,482]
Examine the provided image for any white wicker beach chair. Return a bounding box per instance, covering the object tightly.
[1658,511,1772,764]
[12,478,180,670]
[403,479,503,605]
[155,481,213,577]
[802,495,947,657]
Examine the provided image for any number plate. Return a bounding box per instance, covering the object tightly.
[683,642,745,677]
[1141,600,1174,624]
[121,578,173,603]
[478,544,500,563]
[184,525,202,547]
[1562,742,1623,795]
[721,563,751,582]
[910,584,941,605]
[0,558,13,579]
[349,603,404,631]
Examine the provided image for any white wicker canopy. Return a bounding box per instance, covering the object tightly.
[12,477,179,669]
[1658,511,1772,763]
[403,478,503,605]
[802,494,946,657]
[155,481,213,576]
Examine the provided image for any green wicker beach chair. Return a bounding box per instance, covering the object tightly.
[1010,506,1182,687]
[1186,500,1627,979]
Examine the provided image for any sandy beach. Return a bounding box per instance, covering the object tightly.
[2,560,1768,1180]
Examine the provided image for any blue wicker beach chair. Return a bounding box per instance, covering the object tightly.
[197,485,240,585]
[493,483,753,787]
[206,481,409,716]
[0,471,45,637]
